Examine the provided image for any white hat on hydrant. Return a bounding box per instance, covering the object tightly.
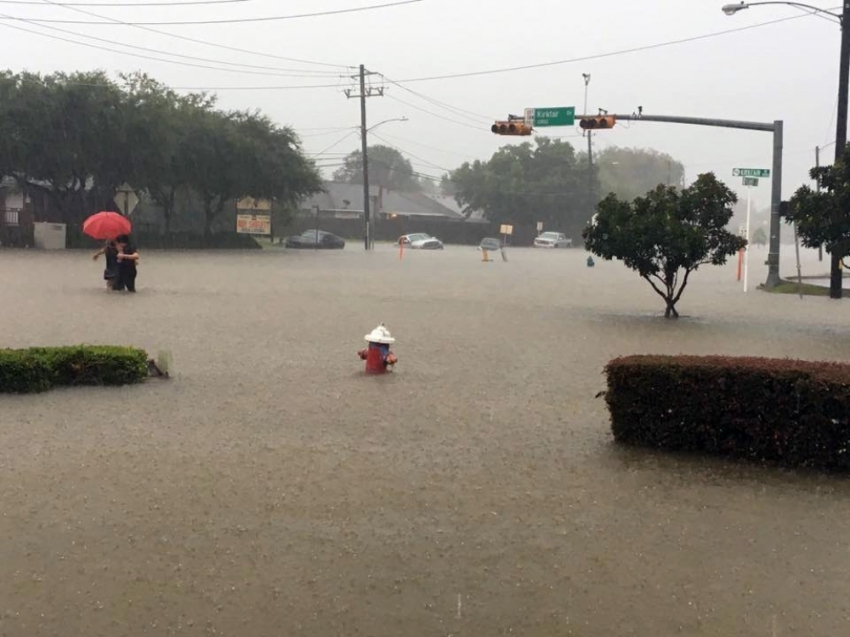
[364,323,395,344]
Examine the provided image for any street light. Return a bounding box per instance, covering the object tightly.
[723,0,848,299]
[366,116,408,134]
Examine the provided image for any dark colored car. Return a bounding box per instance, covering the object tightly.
[478,237,502,252]
[285,230,345,250]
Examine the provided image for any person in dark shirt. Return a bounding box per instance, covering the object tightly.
[113,234,139,293]
[92,240,119,290]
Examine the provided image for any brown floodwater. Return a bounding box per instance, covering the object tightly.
[1,244,849,636]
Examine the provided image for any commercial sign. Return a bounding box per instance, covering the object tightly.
[499,224,514,235]
[236,197,272,211]
[236,213,271,235]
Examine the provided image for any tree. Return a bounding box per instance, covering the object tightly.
[333,145,421,191]
[448,137,594,237]
[0,71,130,223]
[752,226,768,247]
[583,173,746,318]
[593,146,685,202]
[784,142,850,267]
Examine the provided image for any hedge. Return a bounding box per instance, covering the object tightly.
[0,346,149,394]
[603,355,850,470]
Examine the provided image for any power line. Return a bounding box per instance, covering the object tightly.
[1,8,344,77]
[381,75,492,123]
[0,16,346,79]
[30,0,349,72]
[5,0,424,24]
[385,94,484,131]
[371,131,477,160]
[369,132,452,172]
[391,10,837,84]
[1,0,250,3]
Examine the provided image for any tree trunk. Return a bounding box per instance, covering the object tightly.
[664,298,679,319]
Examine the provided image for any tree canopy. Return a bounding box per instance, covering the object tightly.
[583,173,745,318]
[593,146,685,202]
[333,145,422,191]
[0,70,322,237]
[447,137,593,237]
[785,142,850,262]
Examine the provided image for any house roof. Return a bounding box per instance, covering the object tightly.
[300,182,466,220]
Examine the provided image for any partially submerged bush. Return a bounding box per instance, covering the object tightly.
[603,355,850,470]
[0,345,148,394]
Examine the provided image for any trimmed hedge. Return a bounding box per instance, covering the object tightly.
[604,355,850,470]
[0,346,149,394]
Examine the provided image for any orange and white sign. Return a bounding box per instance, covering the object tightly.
[236,213,271,235]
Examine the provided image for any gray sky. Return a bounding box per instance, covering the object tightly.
[0,0,841,209]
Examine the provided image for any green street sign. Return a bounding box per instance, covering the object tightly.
[742,177,759,187]
[732,167,770,178]
[525,107,575,127]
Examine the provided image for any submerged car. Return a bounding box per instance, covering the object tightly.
[398,233,444,250]
[478,237,502,252]
[534,232,572,248]
[285,230,345,249]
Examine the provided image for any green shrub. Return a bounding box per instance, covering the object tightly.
[0,346,148,394]
[603,355,850,470]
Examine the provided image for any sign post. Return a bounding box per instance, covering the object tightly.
[523,107,575,127]
[733,169,768,293]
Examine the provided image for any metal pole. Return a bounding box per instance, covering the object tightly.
[583,74,593,218]
[313,204,319,250]
[359,64,371,251]
[816,145,823,262]
[579,113,783,287]
[744,185,751,292]
[766,120,783,288]
[830,1,850,298]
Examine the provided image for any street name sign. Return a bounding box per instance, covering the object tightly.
[524,107,575,127]
[742,177,759,187]
[732,168,770,178]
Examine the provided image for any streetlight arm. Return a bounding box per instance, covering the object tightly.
[722,1,841,21]
[365,117,408,133]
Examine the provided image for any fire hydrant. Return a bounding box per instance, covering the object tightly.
[358,323,398,374]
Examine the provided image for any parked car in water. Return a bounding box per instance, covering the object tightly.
[284,230,345,250]
[478,237,503,252]
[534,232,573,248]
[398,233,444,250]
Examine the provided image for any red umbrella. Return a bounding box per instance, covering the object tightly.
[83,211,132,240]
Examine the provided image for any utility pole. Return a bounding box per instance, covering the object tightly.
[830,0,850,297]
[345,64,384,250]
[816,145,823,262]
[582,74,593,217]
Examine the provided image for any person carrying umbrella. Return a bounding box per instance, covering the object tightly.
[83,211,135,292]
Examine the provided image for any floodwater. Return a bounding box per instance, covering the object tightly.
[1,244,849,637]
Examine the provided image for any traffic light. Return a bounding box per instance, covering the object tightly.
[491,120,533,136]
[579,116,616,130]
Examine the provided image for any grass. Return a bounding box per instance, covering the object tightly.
[760,279,831,297]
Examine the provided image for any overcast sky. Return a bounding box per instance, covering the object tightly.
[0,0,841,210]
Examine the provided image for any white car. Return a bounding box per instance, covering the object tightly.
[398,233,444,250]
[534,232,572,248]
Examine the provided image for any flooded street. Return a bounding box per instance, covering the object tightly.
[1,245,849,636]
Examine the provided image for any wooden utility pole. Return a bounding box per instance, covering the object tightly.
[345,65,384,250]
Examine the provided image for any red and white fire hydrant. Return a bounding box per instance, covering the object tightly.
[358,323,398,374]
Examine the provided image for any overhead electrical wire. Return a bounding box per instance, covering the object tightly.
[369,132,452,172]
[389,9,839,83]
[0,16,347,81]
[1,0,251,4]
[4,0,423,24]
[385,94,484,131]
[30,0,350,72]
[381,74,492,123]
[1,8,344,77]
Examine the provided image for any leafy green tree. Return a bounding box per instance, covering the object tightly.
[583,173,745,318]
[0,71,129,223]
[448,137,593,237]
[751,226,768,247]
[785,142,850,274]
[594,146,685,202]
[333,145,421,191]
